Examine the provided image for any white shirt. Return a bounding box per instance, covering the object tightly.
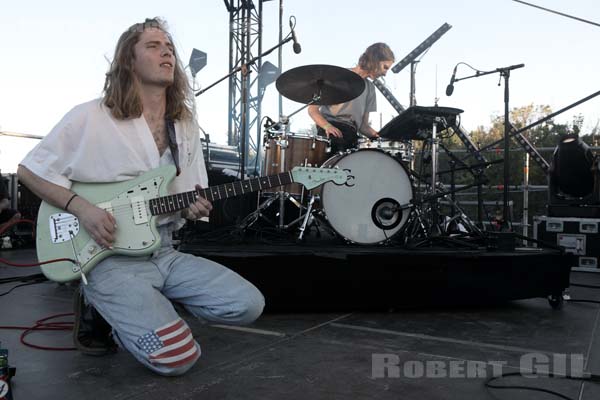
[20,98,209,228]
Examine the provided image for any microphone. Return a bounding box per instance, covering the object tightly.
[289,18,302,54]
[371,199,402,230]
[378,206,396,220]
[445,65,457,96]
[264,116,275,129]
[264,117,282,131]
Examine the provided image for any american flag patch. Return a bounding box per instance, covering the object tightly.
[137,318,199,368]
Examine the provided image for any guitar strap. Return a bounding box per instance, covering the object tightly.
[165,118,181,176]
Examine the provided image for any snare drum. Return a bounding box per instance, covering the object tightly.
[357,138,414,162]
[320,149,413,244]
[263,132,330,195]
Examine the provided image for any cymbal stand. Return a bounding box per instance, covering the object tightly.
[416,116,485,242]
[428,116,443,236]
[436,141,484,237]
[264,92,322,133]
[237,192,280,230]
[402,198,429,240]
[238,190,308,231]
[278,192,307,230]
[298,194,317,240]
[406,178,487,249]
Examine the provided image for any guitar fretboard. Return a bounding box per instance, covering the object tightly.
[148,172,293,216]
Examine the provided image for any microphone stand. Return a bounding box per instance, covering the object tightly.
[498,64,524,231]
[452,63,524,232]
[195,34,295,180]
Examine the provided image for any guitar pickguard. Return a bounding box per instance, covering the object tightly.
[106,175,164,250]
[37,169,171,283]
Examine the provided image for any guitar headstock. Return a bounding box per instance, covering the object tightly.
[291,166,349,190]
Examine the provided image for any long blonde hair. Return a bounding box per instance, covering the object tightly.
[103,18,193,121]
[358,43,395,74]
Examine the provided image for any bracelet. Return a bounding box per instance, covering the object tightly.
[323,123,332,129]
[65,194,78,211]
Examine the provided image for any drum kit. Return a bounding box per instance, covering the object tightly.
[242,64,481,246]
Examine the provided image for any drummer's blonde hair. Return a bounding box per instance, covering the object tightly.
[358,43,395,73]
[103,18,193,121]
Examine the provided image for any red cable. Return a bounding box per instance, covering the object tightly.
[0,217,35,236]
[1,221,79,350]
[0,257,77,267]
[1,218,76,266]
[0,313,76,351]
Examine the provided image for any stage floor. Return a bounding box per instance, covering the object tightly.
[1,245,599,400]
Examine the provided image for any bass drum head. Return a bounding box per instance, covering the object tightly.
[321,149,413,244]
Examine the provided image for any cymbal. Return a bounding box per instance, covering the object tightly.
[379,105,464,141]
[275,64,365,105]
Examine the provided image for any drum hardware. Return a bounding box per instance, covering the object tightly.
[357,137,414,162]
[402,199,429,240]
[239,190,309,231]
[426,115,444,236]
[384,106,465,238]
[413,156,502,239]
[298,194,317,240]
[404,172,489,247]
[237,192,280,231]
[438,140,488,229]
[276,191,309,230]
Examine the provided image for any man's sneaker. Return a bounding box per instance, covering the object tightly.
[72,287,117,356]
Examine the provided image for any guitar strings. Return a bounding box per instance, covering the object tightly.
[65,174,296,218]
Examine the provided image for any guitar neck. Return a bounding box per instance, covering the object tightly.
[149,171,293,216]
[372,79,406,115]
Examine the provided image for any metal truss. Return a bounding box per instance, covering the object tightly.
[224,0,272,175]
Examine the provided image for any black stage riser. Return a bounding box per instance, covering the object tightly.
[181,247,572,312]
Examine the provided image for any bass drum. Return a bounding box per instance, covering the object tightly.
[320,149,413,244]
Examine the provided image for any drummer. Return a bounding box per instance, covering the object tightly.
[308,42,395,153]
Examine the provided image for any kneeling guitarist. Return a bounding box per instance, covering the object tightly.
[18,18,265,376]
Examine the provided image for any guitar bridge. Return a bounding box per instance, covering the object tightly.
[49,213,80,244]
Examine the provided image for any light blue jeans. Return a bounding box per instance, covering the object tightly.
[82,227,265,376]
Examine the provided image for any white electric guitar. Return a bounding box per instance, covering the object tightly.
[36,165,349,283]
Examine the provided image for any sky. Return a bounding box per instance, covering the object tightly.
[1,0,599,173]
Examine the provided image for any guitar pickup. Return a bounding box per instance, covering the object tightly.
[130,196,149,225]
[97,201,114,216]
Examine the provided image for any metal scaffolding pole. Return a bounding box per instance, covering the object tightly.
[226,0,269,176]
